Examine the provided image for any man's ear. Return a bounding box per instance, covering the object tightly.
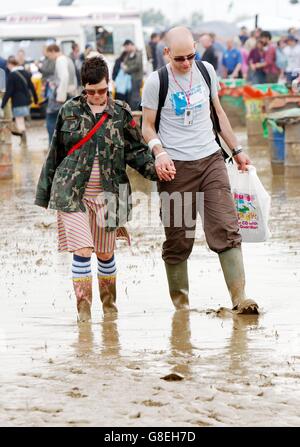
[163,47,169,56]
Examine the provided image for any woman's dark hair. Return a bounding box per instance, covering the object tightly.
[46,44,60,53]
[7,56,18,66]
[81,56,109,86]
[261,31,272,41]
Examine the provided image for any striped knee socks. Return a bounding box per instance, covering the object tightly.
[72,255,92,282]
[97,255,116,279]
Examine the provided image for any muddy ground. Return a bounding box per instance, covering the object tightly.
[0,120,299,427]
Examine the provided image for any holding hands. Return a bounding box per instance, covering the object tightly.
[154,151,176,181]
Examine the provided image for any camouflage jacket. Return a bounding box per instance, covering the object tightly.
[35,94,157,230]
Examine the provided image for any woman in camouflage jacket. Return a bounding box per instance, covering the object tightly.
[35,56,159,322]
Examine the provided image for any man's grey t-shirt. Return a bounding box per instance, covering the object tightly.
[141,61,220,161]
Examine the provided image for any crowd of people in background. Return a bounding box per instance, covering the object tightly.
[0,55,38,144]
[1,23,300,145]
[145,26,300,86]
[0,42,90,144]
[113,26,300,111]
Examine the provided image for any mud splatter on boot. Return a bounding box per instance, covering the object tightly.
[165,261,190,310]
[72,255,92,322]
[219,247,259,315]
[97,255,117,315]
[73,278,92,322]
[98,276,118,315]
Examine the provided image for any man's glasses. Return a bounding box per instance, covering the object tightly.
[171,53,196,62]
[84,87,108,96]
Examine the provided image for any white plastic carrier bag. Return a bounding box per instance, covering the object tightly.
[226,163,271,242]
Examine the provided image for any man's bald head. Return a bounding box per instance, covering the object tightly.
[164,27,196,73]
[165,27,195,53]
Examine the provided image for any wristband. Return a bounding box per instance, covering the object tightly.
[148,138,162,151]
[155,151,168,160]
[232,147,243,157]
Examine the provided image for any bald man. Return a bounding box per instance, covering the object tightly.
[142,26,259,315]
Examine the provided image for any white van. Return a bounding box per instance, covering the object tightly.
[0,6,147,69]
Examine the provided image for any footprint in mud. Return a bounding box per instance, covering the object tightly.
[153,386,164,391]
[67,420,90,425]
[196,395,215,402]
[228,403,245,410]
[31,407,63,414]
[129,412,142,419]
[142,400,166,407]
[126,362,141,371]
[208,411,224,424]
[192,419,213,427]
[69,368,86,375]
[5,407,63,414]
[18,372,43,379]
[66,387,88,399]
[34,221,56,230]
[161,373,184,382]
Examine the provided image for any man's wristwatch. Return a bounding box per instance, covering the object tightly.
[231,146,243,157]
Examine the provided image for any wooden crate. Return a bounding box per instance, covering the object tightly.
[264,95,300,114]
[271,161,284,175]
[284,121,300,178]
[285,165,300,177]
[285,121,300,163]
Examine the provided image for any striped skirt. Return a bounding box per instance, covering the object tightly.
[57,157,129,253]
[57,197,117,253]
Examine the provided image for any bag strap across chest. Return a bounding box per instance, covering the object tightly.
[67,112,109,156]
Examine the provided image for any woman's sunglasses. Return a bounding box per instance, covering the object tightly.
[171,53,196,62]
[84,87,108,96]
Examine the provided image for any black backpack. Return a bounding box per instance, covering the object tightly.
[155,60,229,160]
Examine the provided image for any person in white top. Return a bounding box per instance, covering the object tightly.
[283,35,300,84]
[142,26,259,315]
[45,44,78,143]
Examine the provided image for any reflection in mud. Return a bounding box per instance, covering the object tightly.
[0,122,300,427]
[169,310,193,378]
[101,314,120,358]
[74,323,95,357]
[226,314,260,377]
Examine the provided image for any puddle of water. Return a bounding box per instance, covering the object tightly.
[0,122,299,427]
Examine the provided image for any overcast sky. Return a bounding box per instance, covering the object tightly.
[2,0,300,22]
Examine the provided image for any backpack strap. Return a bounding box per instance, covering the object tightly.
[195,61,211,91]
[155,61,229,160]
[195,60,221,132]
[155,66,169,133]
[195,60,229,160]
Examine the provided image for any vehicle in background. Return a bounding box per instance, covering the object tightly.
[0,7,146,117]
[29,64,48,119]
[0,7,147,71]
